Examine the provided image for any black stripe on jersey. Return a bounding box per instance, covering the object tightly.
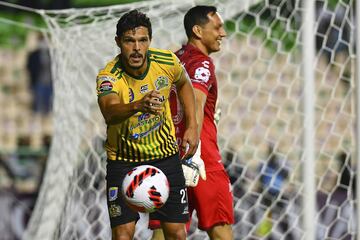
[165,118,178,154]
[115,133,121,161]
[161,120,175,155]
[122,126,128,160]
[149,130,160,157]
[137,126,147,160]
[123,121,131,161]
[129,139,137,162]
[161,120,171,155]
[116,70,124,79]
[149,58,174,66]
[158,120,172,156]
[110,58,122,74]
[131,141,141,162]
[154,123,167,157]
[142,127,153,160]
[148,50,173,57]
[168,132,178,154]
[167,138,177,155]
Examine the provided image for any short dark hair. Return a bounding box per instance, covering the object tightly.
[184,5,217,38]
[116,9,152,39]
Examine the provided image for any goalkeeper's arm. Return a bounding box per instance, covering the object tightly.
[181,88,207,187]
[175,68,199,158]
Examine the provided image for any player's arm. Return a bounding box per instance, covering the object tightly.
[174,68,198,159]
[193,89,206,134]
[186,88,207,183]
[98,90,162,125]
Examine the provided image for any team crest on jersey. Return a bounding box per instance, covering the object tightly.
[98,81,113,93]
[108,187,118,201]
[155,76,169,90]
[129,88,134,102]
[194,67,211,82]
[140,84,149,94]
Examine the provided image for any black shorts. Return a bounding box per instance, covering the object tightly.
[106,153,189,228]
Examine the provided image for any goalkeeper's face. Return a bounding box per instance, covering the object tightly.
[200,12,226,54]
[116,26,151,70]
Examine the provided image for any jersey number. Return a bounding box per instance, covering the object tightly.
[180,189,187,204]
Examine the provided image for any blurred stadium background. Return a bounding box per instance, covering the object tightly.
[0,0,357,239]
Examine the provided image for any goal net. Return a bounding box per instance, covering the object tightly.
[24,0,356,239]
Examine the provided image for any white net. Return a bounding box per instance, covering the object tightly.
[24,0,356,239]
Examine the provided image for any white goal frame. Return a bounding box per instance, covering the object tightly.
[0,0,354,239]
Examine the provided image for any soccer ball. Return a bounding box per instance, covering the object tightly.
[122,165,170,213]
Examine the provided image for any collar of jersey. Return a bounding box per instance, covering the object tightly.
[184,43,206,57]
[119,51,151,80]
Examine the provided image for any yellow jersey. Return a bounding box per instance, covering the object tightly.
[96,48,183,162]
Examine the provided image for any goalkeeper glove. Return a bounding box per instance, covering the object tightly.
[182,141,206,187]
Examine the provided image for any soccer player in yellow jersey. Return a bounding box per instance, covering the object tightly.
[96,10,199,240]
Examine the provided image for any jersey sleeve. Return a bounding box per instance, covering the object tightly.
[96,71,121,98]
[186,58,214,95]
[171,52,184,84]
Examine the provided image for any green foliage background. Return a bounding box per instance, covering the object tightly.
[0,0,352,49]
[0,0,142,48]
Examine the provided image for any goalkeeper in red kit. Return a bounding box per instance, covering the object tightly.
[150,5,234,240]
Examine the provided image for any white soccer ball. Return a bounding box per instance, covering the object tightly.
[122,165,170,213]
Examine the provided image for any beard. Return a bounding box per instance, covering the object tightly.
[127,53,146,69]
[120,54,145,70]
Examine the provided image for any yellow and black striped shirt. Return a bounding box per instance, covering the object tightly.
[96,48,184,162]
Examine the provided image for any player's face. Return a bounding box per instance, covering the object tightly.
[116,26,151,70]
[200,12,226,54]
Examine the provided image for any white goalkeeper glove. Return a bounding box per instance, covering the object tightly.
[182,141,206,187]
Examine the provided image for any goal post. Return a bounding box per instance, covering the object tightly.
[356,0,360,237]
[302,0,316,239]
[23,0,357,239]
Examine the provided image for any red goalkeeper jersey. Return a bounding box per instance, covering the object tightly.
[172,44,223,172]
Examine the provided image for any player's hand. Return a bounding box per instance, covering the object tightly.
[138,90,163,115]
[182,141,206,187]
[181,125,198,160]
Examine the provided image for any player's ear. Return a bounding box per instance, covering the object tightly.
[115,36,121,47]
[192,25,203,39]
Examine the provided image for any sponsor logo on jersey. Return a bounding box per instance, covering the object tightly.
[194,67,211,82]
[97,75,117,82]
[138,113,151,121]
[182,205,189,214]
[130,115,161,131]
[140,84,149,94]
[130,120,163,140]
[155,76,169,90]
[201,60,210,68]
[109,204,122,218]
[129,88,134,102]
[108,187,118,201]
[98,80,113,93]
